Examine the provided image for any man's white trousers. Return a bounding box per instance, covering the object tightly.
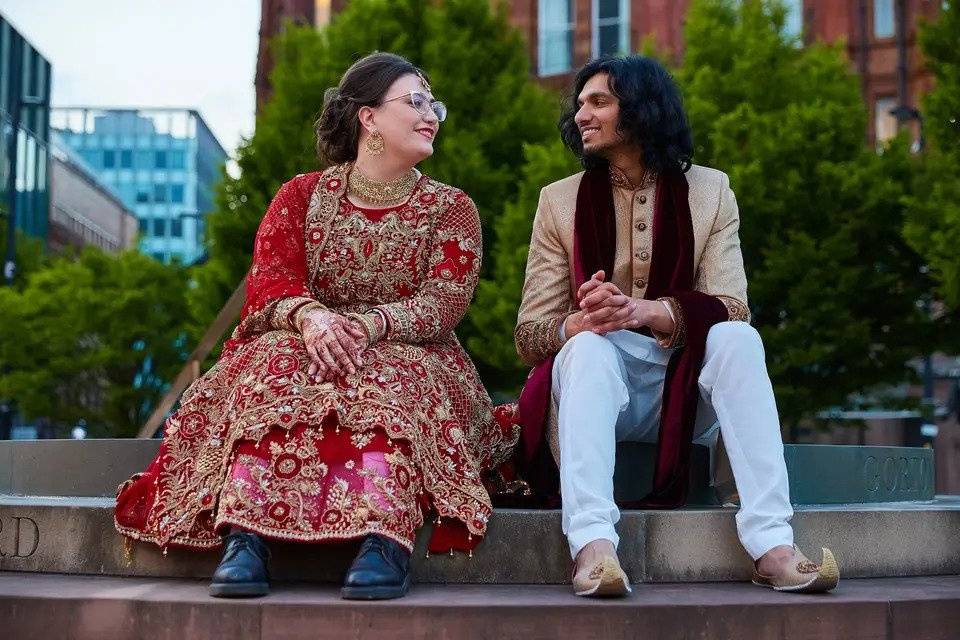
[553,323,794,560]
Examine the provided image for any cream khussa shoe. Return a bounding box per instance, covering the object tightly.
[572,555,632,597]
[752,547,840,594]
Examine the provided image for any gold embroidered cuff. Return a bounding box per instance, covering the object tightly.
[345,312,386,345]
[291,301,327,333]
[267,296,321,332]
[515,312,573,366]
[653,297,686,349]
[717,295,751,323]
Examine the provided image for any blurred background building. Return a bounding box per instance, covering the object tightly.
[48,130,138,255]
[1,12,52,245]
[256,0,940,148]
[50,108,228,264]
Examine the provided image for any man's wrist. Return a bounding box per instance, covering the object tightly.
[645,298,675,333]
[564,312,583,339]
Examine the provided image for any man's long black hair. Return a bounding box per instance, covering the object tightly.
[559,55,694,175]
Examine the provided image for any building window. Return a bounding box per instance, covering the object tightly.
[170,149,186,169]
[81,149,99,167]
[782,0,803,40]
[155,150,167,168]
[171,217,183,238]
[151,251,165,262]
[592,0,629,58]
[538,0,575,76]
[120,149,133,168]
[170,183,185,203]
[154,184,167,202]
[103,150,116,168]
[873,0,895,38]
[136,189,150,203]
[153,218,167,237]
[875,96,898,145]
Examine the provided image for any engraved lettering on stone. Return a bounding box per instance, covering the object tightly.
[898,457,912,493]
[883,457,898,491]
[863,456,880,493]
[11,516,40,558]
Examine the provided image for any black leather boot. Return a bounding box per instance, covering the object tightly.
[341,534,412,600]
[209,531,271,598]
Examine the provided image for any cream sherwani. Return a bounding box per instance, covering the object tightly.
[514,165,794,561]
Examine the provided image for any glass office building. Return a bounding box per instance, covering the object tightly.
[1,13,52,242]
[50,108,227,264]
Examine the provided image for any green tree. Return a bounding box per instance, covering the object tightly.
[189,0,560,344]
[680,0,938,426]
[903,1,960,308]
[0,248,189,437]
[0,213,48,289]
[468,140,579,388]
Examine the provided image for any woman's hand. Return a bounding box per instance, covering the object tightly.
[300,309,368,381]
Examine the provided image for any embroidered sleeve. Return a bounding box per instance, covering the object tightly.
[515,314,571,366]
[371,193,482,343]
[345,310,387,345]
[515,187,575,366]
[693,174,751,325]
[235,178,327,338]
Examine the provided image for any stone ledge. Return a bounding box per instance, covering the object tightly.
[2,496,959,584]
[2,572,960,640]
[0,439,936,505]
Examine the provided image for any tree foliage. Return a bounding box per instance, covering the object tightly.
[678,0,939,423]
[903,1,960,309]
[0,249,189,437]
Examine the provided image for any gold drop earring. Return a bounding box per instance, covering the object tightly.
[365,131,385,156]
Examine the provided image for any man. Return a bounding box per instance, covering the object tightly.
[514,55,839,597]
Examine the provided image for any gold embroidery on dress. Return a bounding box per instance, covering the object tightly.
[114,167,518,551]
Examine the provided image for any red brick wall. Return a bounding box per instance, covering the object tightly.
[518,0,938,145]
[256,0,317,112]
[256,1,941,130]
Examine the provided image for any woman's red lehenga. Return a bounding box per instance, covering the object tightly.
[115,166,520,555]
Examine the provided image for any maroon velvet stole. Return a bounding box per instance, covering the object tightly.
[517,167,728,507]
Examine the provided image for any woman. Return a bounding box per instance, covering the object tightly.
[114,52,519,600]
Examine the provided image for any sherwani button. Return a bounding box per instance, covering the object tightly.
[636,221,647,231]
[639,251,650,261]
[635,278,646,288]
[638,194,647,204]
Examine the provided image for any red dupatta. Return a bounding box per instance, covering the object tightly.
[516,167,728,508]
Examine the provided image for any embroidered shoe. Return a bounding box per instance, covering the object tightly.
[752,547,840,594]
[572,555,632,597]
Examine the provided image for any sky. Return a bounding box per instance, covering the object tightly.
[0,0,260,160]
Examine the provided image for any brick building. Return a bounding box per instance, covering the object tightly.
[256,0,347,112]
[255,0,942,146]
[512,0,940,146]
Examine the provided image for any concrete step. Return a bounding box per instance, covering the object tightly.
[0,438,936,503]
[2,495,959,584]
[2,572,960,640]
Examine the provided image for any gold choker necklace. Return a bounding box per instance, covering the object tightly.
[347,166,418,206]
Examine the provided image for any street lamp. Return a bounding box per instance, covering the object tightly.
[889,104,926,153]
[889,102,934,443]
[3,93,46,286]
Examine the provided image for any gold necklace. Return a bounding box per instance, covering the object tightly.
[347,166,418,206]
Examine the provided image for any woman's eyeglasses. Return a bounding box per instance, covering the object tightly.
[383,90,447,123]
